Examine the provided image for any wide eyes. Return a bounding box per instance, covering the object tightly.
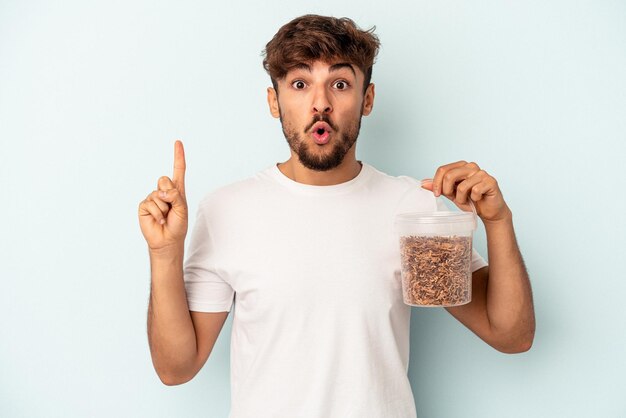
[334,81,348,90]
[290,80,350,90]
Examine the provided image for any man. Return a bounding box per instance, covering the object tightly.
[138,14,535,418]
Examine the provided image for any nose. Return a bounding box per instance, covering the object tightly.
[312,86,332,114]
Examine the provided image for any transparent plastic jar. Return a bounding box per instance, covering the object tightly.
[394,180,478,307]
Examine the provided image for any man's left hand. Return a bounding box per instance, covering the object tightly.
[422,161,512,225]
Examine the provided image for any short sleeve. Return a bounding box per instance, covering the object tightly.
[435,195,489,273]
[183,206,235,312]
[470,247,488,272]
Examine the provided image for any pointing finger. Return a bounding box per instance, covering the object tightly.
[172,140,186,193]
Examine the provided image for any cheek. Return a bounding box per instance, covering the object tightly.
[278,110,303,135]
[337,107,362,126]
[341,96,364,116]
[282,108,306,127]
[280,111,295,128]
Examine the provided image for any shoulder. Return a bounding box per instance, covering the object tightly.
[363,163,428,193]
[363,163,436,212]
[196,166,275,214]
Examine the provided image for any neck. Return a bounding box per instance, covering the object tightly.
[277,148,362,186]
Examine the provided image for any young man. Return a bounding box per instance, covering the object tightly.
[138,14,535,418]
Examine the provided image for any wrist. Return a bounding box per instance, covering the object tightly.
[149,243,185,261]
[482,207,513,230]
[149,245,185,285]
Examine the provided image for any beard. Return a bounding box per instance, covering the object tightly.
[279,110,363,172]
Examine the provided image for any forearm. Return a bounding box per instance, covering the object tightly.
[147,246,197,383]
[484,211,535,349]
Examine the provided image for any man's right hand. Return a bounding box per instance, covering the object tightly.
[138,140,188,254]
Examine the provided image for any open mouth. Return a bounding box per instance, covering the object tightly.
[311,122,332,145]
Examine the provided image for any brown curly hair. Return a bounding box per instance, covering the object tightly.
[262,14,381,94]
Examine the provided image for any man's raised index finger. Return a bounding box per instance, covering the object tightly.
[173,139,186,188]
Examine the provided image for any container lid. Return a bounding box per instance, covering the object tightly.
[394,178,478,231]
[395,210,476,226]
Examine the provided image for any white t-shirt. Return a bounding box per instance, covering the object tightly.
[183,162,488,418]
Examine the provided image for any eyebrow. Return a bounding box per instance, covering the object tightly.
[291,62,356,77]
[329,63,356,77]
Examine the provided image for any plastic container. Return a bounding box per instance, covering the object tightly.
[394,180,478,307]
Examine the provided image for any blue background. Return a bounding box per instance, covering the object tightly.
[1,0,625,417]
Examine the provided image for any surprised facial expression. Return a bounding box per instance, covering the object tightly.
[269,60,375,171]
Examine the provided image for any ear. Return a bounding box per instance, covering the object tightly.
[267,87,280,118]
[362,83,375,116]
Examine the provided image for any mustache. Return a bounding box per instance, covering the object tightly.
[305,114,338,132]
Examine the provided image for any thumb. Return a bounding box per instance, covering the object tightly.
[158,188,187,210]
